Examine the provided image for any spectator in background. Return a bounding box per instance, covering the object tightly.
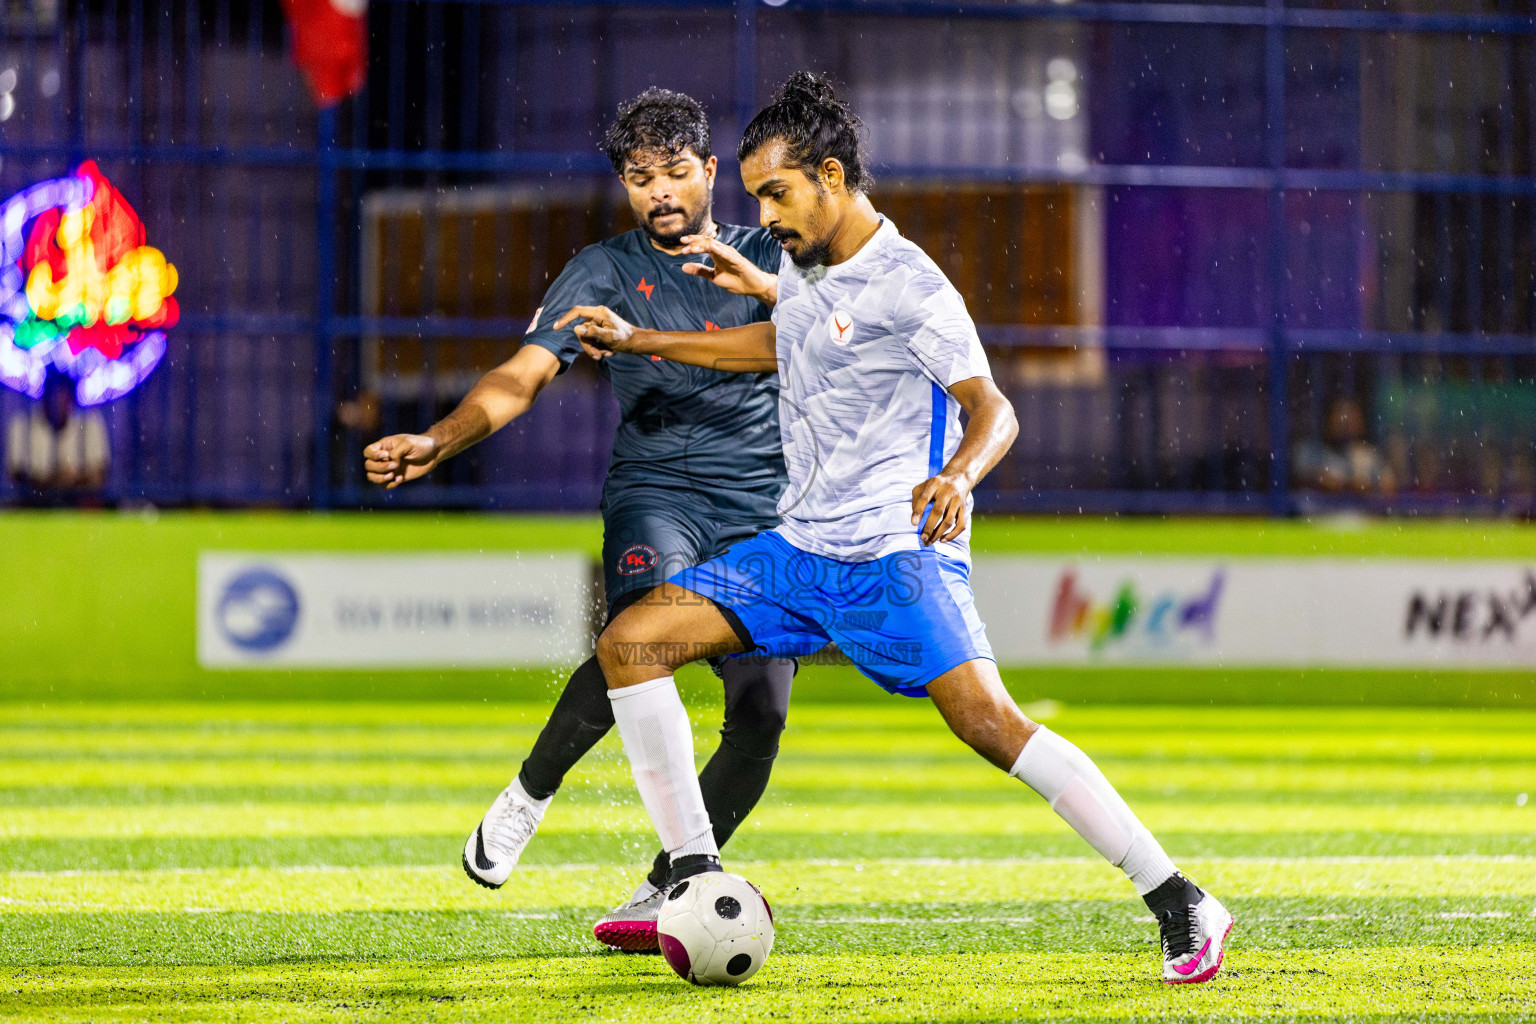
[332,390,386,491]
[335,390,381,436]
[1292,396,1394,496]
[5,369,109,493]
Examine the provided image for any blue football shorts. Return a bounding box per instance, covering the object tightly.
[670,529,994,697]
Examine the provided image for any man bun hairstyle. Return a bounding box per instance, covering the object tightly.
[738,71,873,194]
[600,87,712,172]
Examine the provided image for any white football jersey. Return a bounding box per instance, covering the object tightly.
[769,217,994,563]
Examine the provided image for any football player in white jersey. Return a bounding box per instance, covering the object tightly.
[555,72,1233,985]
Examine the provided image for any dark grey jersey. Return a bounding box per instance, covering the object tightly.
[523,223,785,522]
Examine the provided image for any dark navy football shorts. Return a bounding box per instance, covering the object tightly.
[670,529,995,697]
[600,491,772,621]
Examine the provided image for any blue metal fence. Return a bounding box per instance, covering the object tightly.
[1,0,1534,515]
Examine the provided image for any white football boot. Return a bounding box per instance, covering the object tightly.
[592,878,667,952]
[461,779,551,889]
[1159,888,1235,984]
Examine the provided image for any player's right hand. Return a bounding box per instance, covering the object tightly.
[363,434,440,489]
[679,235,778,306]
[554,305,638,358]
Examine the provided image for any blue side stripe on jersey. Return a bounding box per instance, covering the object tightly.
[927,381,946,477]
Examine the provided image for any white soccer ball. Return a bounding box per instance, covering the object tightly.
[656,871,775,986]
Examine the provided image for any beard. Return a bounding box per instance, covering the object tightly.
[771,188,834,269]
[772,228,833,270]
[644,203,710,248]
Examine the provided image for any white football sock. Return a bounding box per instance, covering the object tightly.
[608,675,719,861]
[1009,725,1178,895]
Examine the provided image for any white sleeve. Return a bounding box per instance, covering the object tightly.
[898,274,993,388]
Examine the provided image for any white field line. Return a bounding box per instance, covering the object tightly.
[0,893,564,919]
[788,855,1536,867]
[6,853,1534,879]
[799,909,1536,925]
[0,896,101,910]
[4,894,1532,923]
[3,894,1528,924]
[810,916,1039,925]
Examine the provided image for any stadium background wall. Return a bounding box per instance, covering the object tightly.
[3,512,1532,706]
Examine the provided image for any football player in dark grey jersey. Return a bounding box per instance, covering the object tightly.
[363,88,792,952]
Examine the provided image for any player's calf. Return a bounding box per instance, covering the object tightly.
[928,661,1234,983]
[602,657,795,952]
[596,588,747,883]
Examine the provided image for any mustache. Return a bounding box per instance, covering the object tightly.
[769,228,801,243]
[649,206,686,220]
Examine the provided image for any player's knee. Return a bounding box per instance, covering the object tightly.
[594,623,636,683]
[594,628,618,678]
[597,603,689,685]
[723,696,788,760]
[721,662,792,759]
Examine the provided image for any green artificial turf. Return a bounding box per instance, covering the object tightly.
[2,701,1534,1021]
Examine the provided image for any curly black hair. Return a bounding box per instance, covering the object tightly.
[599,87,712,172]
[737,71,873,193]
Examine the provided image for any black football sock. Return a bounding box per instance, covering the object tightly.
[516,655,614,801]
[646,656,795,889]
[666,853,723,886]
[1142,872,1202,918]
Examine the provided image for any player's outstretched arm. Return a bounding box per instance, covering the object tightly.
[362,343,561,489]
[553,305,778,374]
[910,376,1019,545]
[678,235,777,308]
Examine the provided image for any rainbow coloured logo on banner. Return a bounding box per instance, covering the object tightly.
[0,160,177,406]
[1047,567,1225,653]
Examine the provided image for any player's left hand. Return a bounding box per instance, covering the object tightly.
[679,235,778,306]
[553,305,637,360]
[911,472,972,545]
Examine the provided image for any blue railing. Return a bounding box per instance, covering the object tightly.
[0,0,1533,515]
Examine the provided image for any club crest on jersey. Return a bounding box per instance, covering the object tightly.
[616,543,659,576]
[828,309,854,345]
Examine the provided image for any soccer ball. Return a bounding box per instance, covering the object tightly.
[656,872,775,986]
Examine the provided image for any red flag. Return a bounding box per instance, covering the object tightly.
[281,0,367,107]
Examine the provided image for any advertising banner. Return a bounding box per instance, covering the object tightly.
[970,557,1536,667]
[198,553,593,668]
[197,550,1536,670]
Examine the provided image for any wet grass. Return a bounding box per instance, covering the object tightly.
[2,701,1533,1021]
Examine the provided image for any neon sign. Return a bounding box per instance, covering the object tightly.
[0,161,177,406]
